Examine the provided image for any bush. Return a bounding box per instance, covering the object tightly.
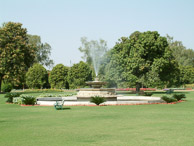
[161,96,177,103]
[144,92,153,96]
[20,95,36,105]
[90,96,106,105]
[13,97,22,104]
[173,94,186,101]
[26,63,48,89]
[4,93,21,103]
[1,83,12,92]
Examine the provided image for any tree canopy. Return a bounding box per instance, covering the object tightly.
[100,31,179,91]
[167,35,194,67]
[28,34,54,68]
[68,61,92,89]
[26,64,48,89]
[0,22,35,92]
[49,64,69,89]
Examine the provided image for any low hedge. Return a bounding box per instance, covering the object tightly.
[4,93,22,103]
[161,96,177,103]
[173,94,186,101]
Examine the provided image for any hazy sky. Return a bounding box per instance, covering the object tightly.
[0,0,194,68]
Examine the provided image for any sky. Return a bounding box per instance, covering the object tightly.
[0,0,194,68]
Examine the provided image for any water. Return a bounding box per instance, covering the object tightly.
[89,41,107,76]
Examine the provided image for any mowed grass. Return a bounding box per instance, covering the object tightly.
[0,91,194,146]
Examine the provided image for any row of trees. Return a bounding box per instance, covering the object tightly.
[1,21,194,91]
[25,61,92,89]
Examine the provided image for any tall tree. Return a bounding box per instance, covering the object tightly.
[100,31,179,92]
[167,35,194,67]
[49,64,69,89]
[0,22,35,92]
[167,35,194,86]
[28,34,54,68]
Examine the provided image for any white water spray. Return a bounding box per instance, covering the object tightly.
[88,40,107,76]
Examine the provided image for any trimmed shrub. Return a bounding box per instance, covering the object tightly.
[161,96,177,103]
[4,93,21,103]
[20,95,36,105]
[90,96,106,105]
[144,92,153,96]
[173,94,186,101]
[1,83,12,92]
[26,63,48,89]
[68,61,92,89]
[49,64,69,89]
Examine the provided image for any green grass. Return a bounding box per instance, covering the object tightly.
[1,91,194,146]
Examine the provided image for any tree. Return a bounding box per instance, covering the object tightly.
[0,22,35,92]
[49,64,69,89]
[167,35,194,67]
[167,35,194,86]
[26,64,48,89]
[27,34,54,68]
[179,66,194,87]
[100,31,179,92]
[68,61,92,89]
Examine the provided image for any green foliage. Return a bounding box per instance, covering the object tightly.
[167,35,194,86]
[161,96,177,103]
[144,92,153,96]
[27,34,54,68]
[20,94,36,105]
[100,31,179,89]
[166,89,174,94]
[0,22,35,92]
[179,66,194,86]
[13,97,22,104]
[4,92,21,103]
[26,64,48,89]
[185,84,194,89]
[68,61,92,89]
[90,96,106,105]
[167,35,194,67]
[1,83,12,92]
[49,64,69,89]
[173,94,186,101]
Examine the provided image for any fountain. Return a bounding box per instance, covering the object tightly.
[77,78,117,101]
[36,40,165,106]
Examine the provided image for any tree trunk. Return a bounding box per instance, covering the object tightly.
[136,83,141,96]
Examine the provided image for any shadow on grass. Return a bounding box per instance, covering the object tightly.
[55,107,71,110]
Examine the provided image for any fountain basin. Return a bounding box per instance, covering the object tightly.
[86,78,106,88]
[77,88,117,101]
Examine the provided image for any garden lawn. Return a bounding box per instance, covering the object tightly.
[0,91,194,146]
